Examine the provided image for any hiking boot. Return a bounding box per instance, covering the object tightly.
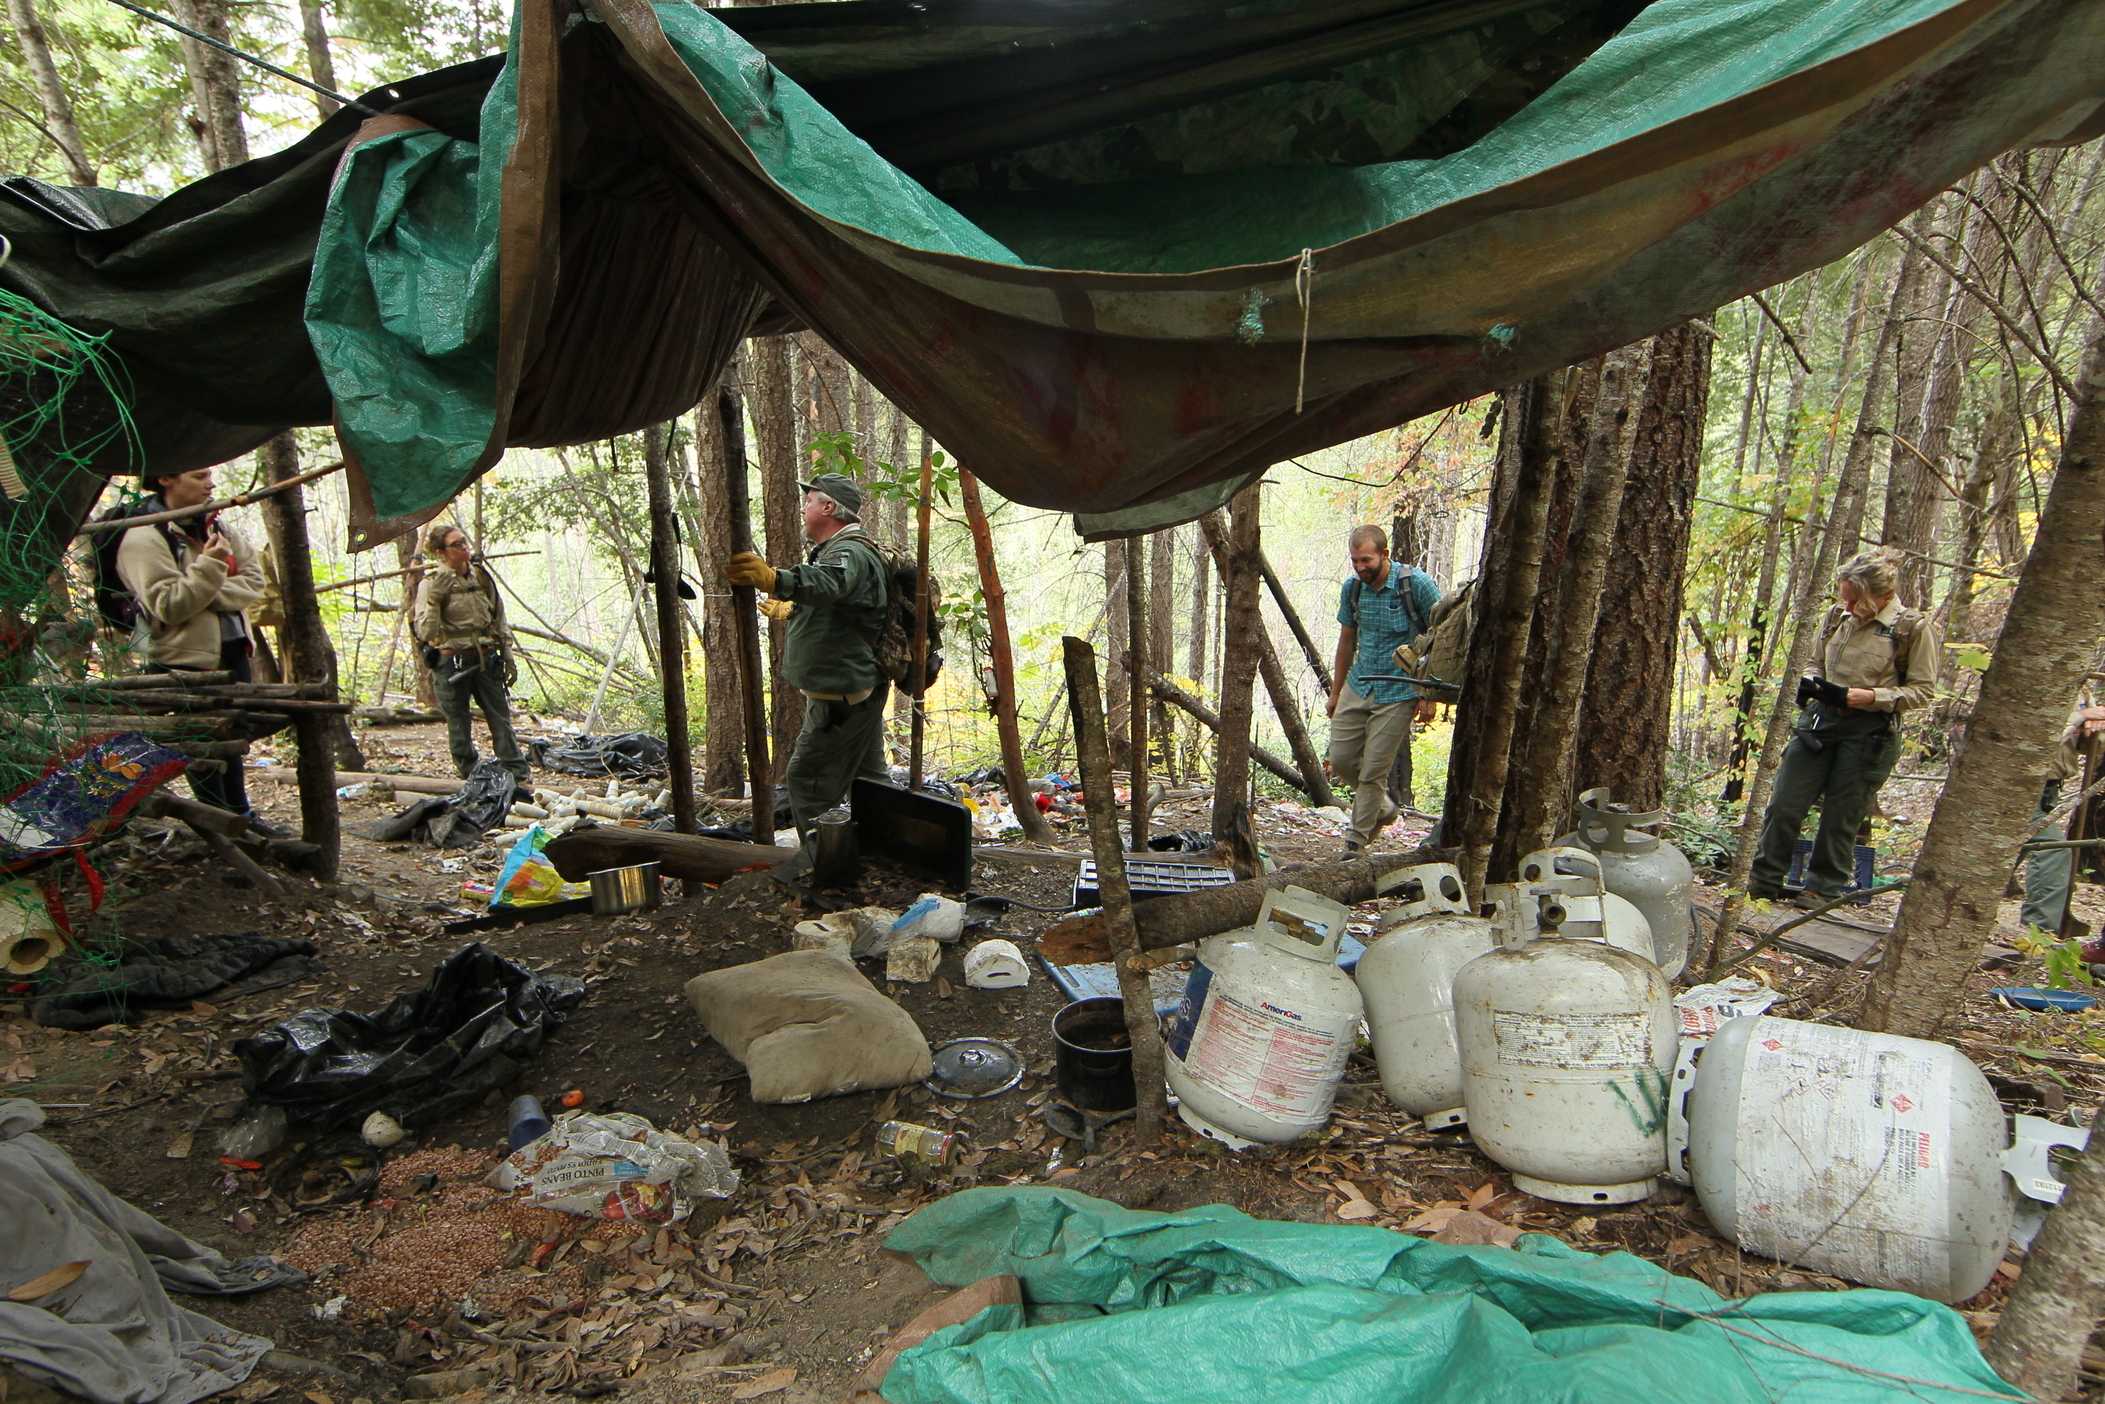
[1375,797,1402,834]
[1788,889,1838,912]
[240,812,292,841]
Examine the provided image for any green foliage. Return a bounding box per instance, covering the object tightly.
[2014,929,2096,991]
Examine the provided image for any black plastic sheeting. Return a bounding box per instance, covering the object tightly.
[233,943,584,1131]
[529,732,670,781]
[362,759,520,849]
[31,934,321,1031]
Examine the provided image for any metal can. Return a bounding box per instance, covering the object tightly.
[876,1120,958,1167]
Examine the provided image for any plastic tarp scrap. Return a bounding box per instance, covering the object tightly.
[30,932,321,1030]
[360,757,519,849]
[8,2,2105,549]
[0,1100,304,1404]
[233,942,584,1131]
[528,732,670,780]
[877,1188,2019,1404]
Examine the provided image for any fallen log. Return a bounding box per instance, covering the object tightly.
[1147,674,1311,796]
[251,768,458,796]
[541,824,788,883]
[1036,847,1445,964]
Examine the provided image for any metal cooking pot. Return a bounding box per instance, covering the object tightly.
[588,862,661,915]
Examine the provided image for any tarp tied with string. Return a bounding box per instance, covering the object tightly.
[3,0,2103,549]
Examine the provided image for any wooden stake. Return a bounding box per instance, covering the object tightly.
[76,459,347,533]
[256,435,340,880]
[1257,548,1331,694]
[1062,636,1167,1143]
[643,422,697,834]
[908,448,934,790]
[718,385,774,843]
[958,469,1055,843]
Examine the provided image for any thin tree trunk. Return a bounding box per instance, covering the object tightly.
[6,0,96,185]
[1572,320,1713,810]
[1186,528,1210,681]
[1259,549,1332,694]
[1861,309,2105,1038]
[1199,512,1336,810]
[1150,671,1312,797]
[643,422,695,833]
[1211,485,1264,848]
[1985,1109,2105,1400]
[1512,342,1650,853]
[173,0,245,173]
[852,373,880,540]
[718,386,773,842]
[907,449,934,789]
[295,0,340,117]
[959,470,1055,843]
[1149,526,1174,780]
[753,336,803,770]
[1456,378,1558,900]
[1063,637,1168,1143]
[1105,538,1130,768]
[1128,535,1150,849]
[694,388,746,795]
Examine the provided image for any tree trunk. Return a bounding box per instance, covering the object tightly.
[173,0,246,173]
[1861,310,2105,1038]
[1198,512,1336,810]
[1454,379,1559,900]
[1127,535,1150,848]
[5,0,96,185]
[1150,671,1312,797]
[1512,342,1650,854]
[1149,526,1174,779]
[257,436,344,877]
[752,335,803,771]
[1062,637,1168,1143]
[642,422,696,833]
[295,0,340,118]
[852,373,880,540]
[1104,538,1130,769]
[959,470,1055,842]
[1985,1089,2105,1400]
[1186,527,1210,682]
[1258,549,1331,694]
[1572,319,1713,810]
[694,386,747,795]
[718,385,774,842]
[1211,485,1264,852]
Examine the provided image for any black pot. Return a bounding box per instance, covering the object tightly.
[1052,996,1136,1112]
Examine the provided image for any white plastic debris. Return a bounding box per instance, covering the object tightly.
[790,916,856,964]
[963,939,1029,989]
[887,936,942,984]
[486,1111,738,1223]
[892,893,965,945]
[1672,976,1781,1039]
[312,1294,349,1322]
[360,1111,405,1148]
[1312,805,1350,828]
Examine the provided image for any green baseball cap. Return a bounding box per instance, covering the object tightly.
[798,472,863,515]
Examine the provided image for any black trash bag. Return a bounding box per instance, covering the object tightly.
[528,732,670,780]
[361,759,520,849]
[1148,829,1214,852]
[233,943,585,1131]
[31,933,321,1031]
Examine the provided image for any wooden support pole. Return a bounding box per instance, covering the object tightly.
[643,422,697,834]
[1258,549,1331,694]
[1198,513,1337,809]
[908,448,935,790]
[958,469,1056,843]
[256,434,341,879]
[1127,535,1150,851]
[1212,487,1264,847]
[1062,636,1167,1143]
[76,459,347,533]
[1148,672,1311,795]
[718,386,774,844]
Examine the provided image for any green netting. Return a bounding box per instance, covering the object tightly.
[878,1188,2020,1404]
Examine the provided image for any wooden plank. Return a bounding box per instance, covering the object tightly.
[541,825,789,883]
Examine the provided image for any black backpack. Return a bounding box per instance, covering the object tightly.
[87,497,168,630]
[842,534,943,693]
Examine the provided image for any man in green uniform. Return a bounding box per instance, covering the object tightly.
[1750,551,1940,907]
[724,473,891,835]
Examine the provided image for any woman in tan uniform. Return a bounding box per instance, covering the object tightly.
[414,525,527,780]
[1750,549,1941,907]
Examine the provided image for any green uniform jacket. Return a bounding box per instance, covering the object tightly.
[776,526,887,696]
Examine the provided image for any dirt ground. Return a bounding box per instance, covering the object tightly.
[3,718,2100,1402]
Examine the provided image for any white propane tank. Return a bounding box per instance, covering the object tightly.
[1356,862,1498,1130]
[1164,885,1366,1149]
[1514,848,1655,965]
[1454,890,1675,1205]
[1556,788,1696,980]
[1675,1014,2062,1303]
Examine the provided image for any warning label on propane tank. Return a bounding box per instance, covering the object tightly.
[1492,1010,1651,1069]
[1185,990,1350,1119]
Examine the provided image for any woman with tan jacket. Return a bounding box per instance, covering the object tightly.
[114,466,269,822]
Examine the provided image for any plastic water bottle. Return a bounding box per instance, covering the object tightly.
[507,1094,550,1150]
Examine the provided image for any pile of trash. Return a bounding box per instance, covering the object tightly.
[527,731,671,780]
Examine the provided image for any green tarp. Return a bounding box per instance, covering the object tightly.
[878,1187,2019,1403]
[4,0,2103,549]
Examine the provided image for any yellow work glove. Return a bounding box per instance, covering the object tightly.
[724,552,779,594]
[759,598,794,623]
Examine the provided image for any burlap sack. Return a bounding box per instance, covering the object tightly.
[684,950,932,1104]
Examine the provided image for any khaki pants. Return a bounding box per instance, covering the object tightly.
[1327,683,1412,848]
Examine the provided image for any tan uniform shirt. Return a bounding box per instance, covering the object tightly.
[114,517,265,669]
[2049,703,2092,784]
[415,563,512,651]
[1813,598,1940,712]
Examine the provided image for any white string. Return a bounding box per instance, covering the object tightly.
[1293,249,1316,414]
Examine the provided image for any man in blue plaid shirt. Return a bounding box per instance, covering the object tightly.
[1328,525,1440,855]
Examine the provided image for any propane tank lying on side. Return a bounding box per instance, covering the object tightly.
[1556,788,1695,980]
[1672,1013,2085,1303]
[1455,883,1675,1205]
[1356,862,1497,1130]
[1163,885,1365,1149]
[1512,847,1656,966]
